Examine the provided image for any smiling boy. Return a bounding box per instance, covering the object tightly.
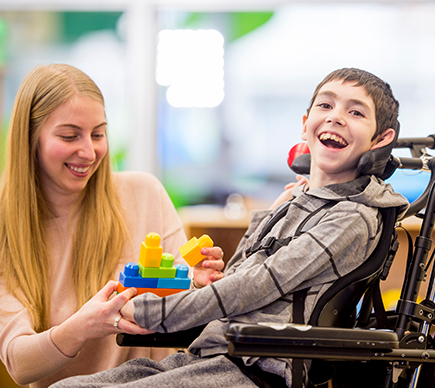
[303,79,395,189]
[50,68,409,388]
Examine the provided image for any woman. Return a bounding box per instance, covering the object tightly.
[0,64,224,388]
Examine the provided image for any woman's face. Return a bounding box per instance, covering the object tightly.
[37,94,108,204]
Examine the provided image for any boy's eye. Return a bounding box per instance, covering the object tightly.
[350,110,364,117]
[318,103,332,109]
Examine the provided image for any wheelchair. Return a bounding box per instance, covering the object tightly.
[226,134,435,388]
[118,134,435,388]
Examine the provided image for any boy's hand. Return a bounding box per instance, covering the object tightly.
[192,247,225,288]
[119,298,155,333]
[269,175,309,210]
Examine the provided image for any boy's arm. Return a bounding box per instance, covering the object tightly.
[126,204,380,333]
[224,208,271,275]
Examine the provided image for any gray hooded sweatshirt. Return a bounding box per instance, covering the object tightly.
[133,175,409,386]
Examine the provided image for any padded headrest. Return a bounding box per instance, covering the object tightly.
[289,123,400,180]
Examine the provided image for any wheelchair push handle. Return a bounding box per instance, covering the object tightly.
[392,136,435,220]
[395,134,435,158]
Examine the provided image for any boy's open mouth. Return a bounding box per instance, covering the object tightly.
[319,133,348,149]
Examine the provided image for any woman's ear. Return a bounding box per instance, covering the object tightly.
[370,128,396,150]
[301,114,308,141]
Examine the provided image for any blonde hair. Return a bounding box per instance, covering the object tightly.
[0,64,129,332]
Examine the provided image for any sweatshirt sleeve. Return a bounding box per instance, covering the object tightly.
[224,208,270,275]
[0,308,75,385]
[133,203,380,332]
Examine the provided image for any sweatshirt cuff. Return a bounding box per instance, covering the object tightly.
[43,327,77,360]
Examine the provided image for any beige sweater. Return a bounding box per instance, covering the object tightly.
[0,171,188,388]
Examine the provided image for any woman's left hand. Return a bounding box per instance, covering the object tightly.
[192,247,225,288]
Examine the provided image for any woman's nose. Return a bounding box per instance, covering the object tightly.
[77,137,96,160]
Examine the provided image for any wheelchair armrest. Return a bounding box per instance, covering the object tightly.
[226,323,399,360]
[116,325,206,348]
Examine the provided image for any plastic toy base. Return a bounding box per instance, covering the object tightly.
[117,282,188,297]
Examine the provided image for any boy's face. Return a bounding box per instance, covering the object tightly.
[301,80,381,186]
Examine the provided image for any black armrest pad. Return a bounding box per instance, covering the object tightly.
[116,325,206,348]
[226,323,398,349]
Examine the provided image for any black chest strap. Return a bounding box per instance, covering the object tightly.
[245,200,336,258]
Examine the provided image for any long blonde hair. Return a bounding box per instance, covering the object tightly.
[0,64,129,332]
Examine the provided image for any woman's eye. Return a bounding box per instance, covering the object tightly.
[92,133,105,139]
[60,135,76,141]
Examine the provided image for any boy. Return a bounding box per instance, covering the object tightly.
[50,68,409,388]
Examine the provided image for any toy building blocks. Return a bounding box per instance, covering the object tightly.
[119,262,158,288]
[117,232,194,297]
[139,253,177,278]
[179,234,214,267]
[157,264,191,289]
[139,232,163,268]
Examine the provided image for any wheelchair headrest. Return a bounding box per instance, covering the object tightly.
[289,123,400,180]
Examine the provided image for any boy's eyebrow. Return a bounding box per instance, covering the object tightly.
[56,122,107,130]
[317,90,371,111]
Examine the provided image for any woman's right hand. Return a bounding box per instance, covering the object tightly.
[51,280,151,358]
[269,175,309,210]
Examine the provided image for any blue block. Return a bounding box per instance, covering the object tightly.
[157,264,190,289]
[157,277,191,289]
[124,262,140,277]
[119,263,159,288]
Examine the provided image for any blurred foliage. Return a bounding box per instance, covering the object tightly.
[110,147,127,173]
[59,12,123,43]
[183,12,274,42]
[0,18,8,65]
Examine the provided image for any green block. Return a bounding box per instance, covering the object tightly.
[139,262,176,279]
[161,253,175,268]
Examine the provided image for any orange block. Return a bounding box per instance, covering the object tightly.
[117,282,186,297]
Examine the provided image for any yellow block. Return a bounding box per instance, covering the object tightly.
[139,232,163,268]
[179,234,214,267]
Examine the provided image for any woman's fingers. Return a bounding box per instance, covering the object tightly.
[111,287,138,311]
[114,315,154,335]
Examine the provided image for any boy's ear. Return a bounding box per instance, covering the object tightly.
[370,128,396,150]
[301,114,308,141]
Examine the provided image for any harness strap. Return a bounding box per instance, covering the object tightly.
[245,201,336,258]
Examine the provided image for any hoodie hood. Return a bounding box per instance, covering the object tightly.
[292,175,409,219]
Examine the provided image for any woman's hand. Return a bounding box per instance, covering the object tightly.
[269,175,309,210]
[51,281,152,357]
[192,246,225,288]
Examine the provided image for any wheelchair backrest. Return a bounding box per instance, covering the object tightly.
[308,206,399,328]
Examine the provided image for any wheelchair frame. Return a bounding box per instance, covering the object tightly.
[226,135,435,388]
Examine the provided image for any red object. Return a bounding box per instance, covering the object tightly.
[287,143,310,168]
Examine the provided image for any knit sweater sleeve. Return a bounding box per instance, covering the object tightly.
[133,202,380,332]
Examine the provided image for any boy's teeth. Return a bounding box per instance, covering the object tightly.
[319,133,348,147]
